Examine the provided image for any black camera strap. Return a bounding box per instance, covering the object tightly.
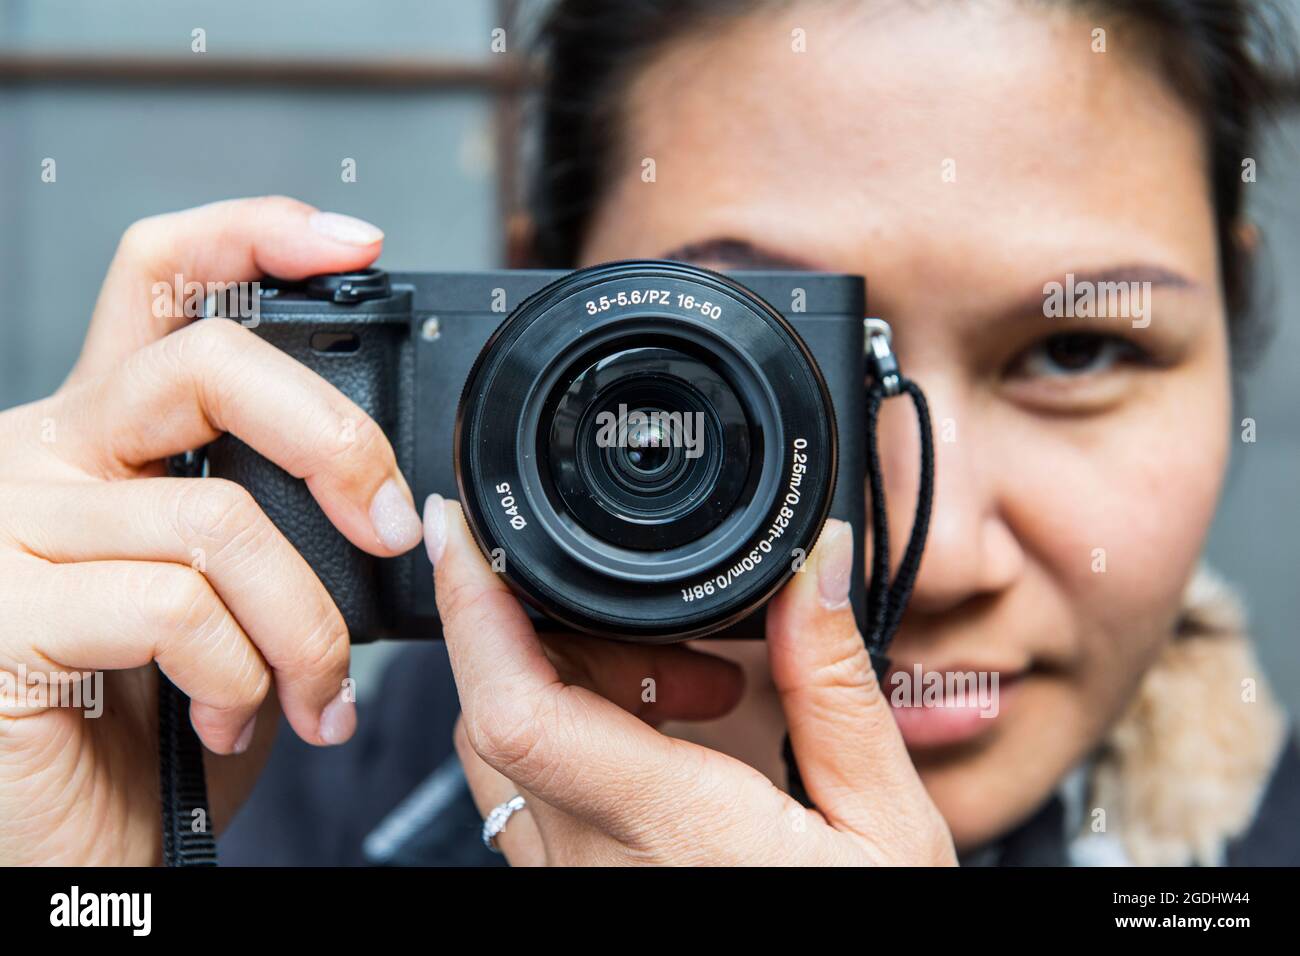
[158,672,219,865]
[158,451,219,867]
[863,384,935,671]
[783,319,936,808]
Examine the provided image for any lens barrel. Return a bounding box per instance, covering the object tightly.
[454,261,837,642]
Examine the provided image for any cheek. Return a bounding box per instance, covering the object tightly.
[1001,373,1230,675]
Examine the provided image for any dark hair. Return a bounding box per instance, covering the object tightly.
[529,0,1298,363]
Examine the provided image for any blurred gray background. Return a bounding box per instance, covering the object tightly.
[1,0,1297,713]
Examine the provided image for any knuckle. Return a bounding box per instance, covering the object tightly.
[116,214,169,266]
[156,318,244,389]
[283,606,350,683]
[178,312,244,356]
[318,407,389,471]
[470,686,603,802]
[133,564,216,636]
[808,644,881,698]
[174,478,263,549]
[253,194,312,219]
[463,691,547,776]
[196,641,273,712]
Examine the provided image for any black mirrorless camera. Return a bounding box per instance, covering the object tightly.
[206,261,868,643]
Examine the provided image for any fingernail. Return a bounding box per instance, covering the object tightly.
[309,210,384,246]
[817,520,854,610]
[370,478,423,552]
[232,715,257,755]
[319,695,357,746]
[424,493,447,566]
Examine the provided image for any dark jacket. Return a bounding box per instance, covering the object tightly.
[219,602,1300,867]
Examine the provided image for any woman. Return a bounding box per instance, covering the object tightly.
[0,0,1295,866]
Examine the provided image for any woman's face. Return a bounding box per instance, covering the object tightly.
[576,0,1232,849]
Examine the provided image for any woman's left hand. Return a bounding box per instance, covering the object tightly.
[426,496,957,866]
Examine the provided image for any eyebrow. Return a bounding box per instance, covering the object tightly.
[1040,266,1198,291]
[659,238,821,271]
[663,238,1203,314]
[1007,265,1202,320]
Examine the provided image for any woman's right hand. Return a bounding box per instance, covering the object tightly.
[0,197,423,864]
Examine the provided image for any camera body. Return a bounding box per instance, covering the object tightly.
[207,262,868,643]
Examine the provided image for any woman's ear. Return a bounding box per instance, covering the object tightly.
[1226,217,1270,373]
[1233,218,1260,258]
[505,213,542,269]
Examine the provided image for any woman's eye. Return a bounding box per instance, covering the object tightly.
[1011,332,1142,379]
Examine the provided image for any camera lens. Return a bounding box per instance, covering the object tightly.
[455,261,837,642]
[546,345,752,551]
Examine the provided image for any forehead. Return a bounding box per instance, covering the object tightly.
[589,1,1218,286]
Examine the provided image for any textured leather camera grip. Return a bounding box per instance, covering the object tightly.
[205,314,410,642]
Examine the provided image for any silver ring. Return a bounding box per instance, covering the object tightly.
[481,794,527,853]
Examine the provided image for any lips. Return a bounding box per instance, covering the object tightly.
[884,663,1024,750]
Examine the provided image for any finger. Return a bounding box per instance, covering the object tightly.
[1,558,269,754]
[204,691,284,834]
[60,318,422,556]
[453,718,548,866]
[71,196,383,384]
[765,519,925,836]
[426,494,734,844]
[539,632,745,726]
[2,479,355,747]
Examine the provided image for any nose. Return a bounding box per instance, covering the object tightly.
[874,382,1024,618]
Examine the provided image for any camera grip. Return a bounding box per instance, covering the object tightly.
[206,433,386,639]
[204,314,410,642]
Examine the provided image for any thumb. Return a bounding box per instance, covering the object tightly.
[765,519,921,836]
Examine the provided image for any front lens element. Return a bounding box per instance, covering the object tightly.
[546,346,752,550]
